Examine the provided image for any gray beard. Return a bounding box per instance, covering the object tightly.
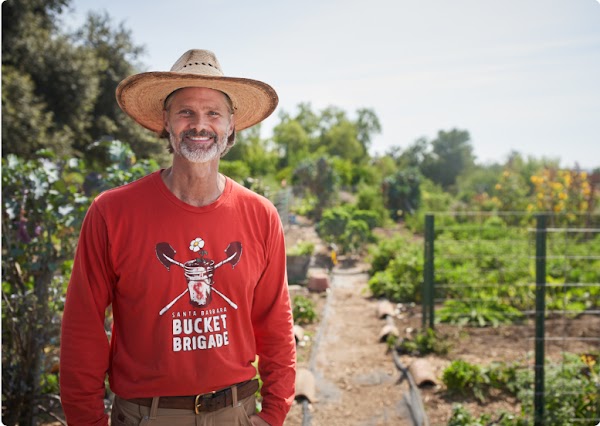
[171,133,227,163]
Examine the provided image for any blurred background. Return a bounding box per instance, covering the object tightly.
[2,1,599,425]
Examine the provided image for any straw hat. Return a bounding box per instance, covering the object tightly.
[116,49,278,134]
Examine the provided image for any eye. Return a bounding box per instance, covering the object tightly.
[177,109,193,116]
[208,111,220,117]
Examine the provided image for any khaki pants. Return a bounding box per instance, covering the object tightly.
[111,394,256,426]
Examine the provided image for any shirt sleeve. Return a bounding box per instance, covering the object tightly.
[60,200,114,425]
[251,209,296,426]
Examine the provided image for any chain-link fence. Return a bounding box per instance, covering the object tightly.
[422,212,600,425]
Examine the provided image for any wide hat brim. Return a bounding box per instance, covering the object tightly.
[116,72,279,134]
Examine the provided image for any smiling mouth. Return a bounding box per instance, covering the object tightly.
[181,129,217,143]
[187,135,213,143]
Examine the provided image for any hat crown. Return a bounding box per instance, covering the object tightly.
[170,49,224,77]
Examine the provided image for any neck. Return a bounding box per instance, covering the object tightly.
[161,158,225,207]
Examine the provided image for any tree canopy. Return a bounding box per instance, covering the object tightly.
[1,0,167,163]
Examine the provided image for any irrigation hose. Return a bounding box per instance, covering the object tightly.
[386,314,430,426]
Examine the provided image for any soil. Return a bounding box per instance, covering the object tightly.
[282,218,600,426]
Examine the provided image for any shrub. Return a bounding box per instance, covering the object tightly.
[367,238,423,302]
[287,241,315,257]
[292,295,317,325]
[443,359,490,402]
[515,352,600,425]
[356,184,389,226]
[219,160,251,183]
[396,328,449,356]
[443,353,600,424]
[316,205,375,254]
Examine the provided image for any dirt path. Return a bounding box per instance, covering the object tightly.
[284,263,413,426]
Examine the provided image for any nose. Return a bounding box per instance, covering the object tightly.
[188,114,209,132]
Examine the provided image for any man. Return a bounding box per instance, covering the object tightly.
[60,49,296,426]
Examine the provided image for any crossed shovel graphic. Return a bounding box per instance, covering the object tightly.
[156,241,242,316]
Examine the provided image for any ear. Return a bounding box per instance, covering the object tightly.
[163,109,170,132]
[228,115,235,138]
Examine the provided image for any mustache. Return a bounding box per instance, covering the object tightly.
[180,129,217,140]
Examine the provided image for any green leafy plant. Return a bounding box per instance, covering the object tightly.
[292,295,318,325]
[367,239,423,302]
[443,353,600,424]
[396,328,450,356]
[287,241,315,257]
[437,300,524,327]
[368,235,411,275]
[316,205,376,254]
[515,352,600,425]
[448,404,527,426]
[442,359,491,403]
[2,142,158,425]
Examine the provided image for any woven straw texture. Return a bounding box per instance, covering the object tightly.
[116,50,278,134]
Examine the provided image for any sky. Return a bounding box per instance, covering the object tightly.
[62,0,600,169]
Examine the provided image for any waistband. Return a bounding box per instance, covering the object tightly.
[123,379,259,414]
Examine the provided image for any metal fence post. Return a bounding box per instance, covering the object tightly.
[534,214,547,426]
[423,214,435,330]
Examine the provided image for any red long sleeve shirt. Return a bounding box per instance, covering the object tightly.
[60,171,296,425]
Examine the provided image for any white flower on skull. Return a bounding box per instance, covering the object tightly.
[189,237,205,252]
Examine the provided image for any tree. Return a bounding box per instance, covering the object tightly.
[292,157,338,220]
[294,102,320,139]
[1,66,71,157]
[320,120,365,163]
[2,0,70,66]
[2,3,101,159]
[1,1,166,163]
[355,108,381,153]
[76,12,166,163]
[455,164,503,204]
[225,125,277,177]
[383,168,422,220]
[421,129,476,190]
[273,116,311,169]
[394,137,429,170]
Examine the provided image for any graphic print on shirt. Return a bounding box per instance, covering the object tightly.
[155,238,242,316]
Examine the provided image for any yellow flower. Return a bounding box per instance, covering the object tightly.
[581,353,597,368]
[495,183,502,190]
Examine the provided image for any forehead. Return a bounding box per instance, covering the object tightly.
[167,87,230,108]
